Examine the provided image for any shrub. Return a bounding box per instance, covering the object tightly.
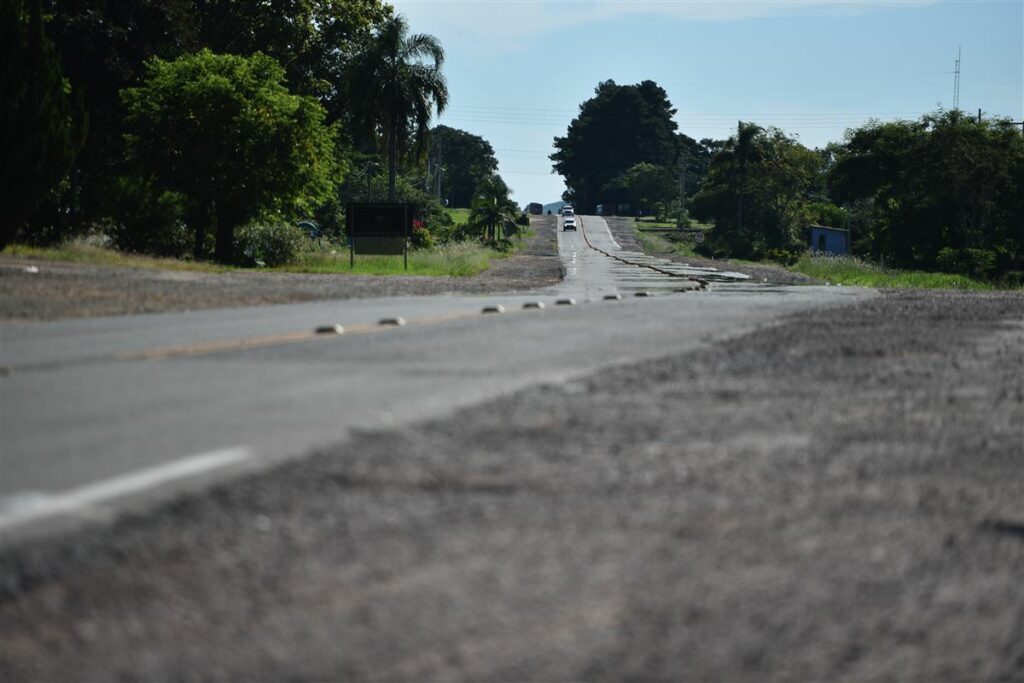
[410,220,435,249]
[999,271,1024,288]
[935,247,998,280]
[491,237,515,253]
[766,248,801,266]
[235,222,307,267]
[107,177,191,257]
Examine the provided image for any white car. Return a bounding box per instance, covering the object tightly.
[563,217,577,231]
[562,206,574,216]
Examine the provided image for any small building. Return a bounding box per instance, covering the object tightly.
[809,225,849,255]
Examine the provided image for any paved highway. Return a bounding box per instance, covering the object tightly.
[0,216,870,539]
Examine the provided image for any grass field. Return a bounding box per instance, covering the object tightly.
[445,208,471,226]
[287,241,502,277]
[634,225,701,259]
[791,254,993,290]
[2,243,230,273]
[3,239,504,278]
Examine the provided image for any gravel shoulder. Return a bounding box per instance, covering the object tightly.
[1,288,1021,682]
[604,217,819,285]
[0,217,562,321]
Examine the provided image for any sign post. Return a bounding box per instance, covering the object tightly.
[346,203,412,270]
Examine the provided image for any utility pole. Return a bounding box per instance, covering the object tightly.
[435,141,443,201]
[678,148,688,211]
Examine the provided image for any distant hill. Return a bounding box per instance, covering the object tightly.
[542,200,566,215]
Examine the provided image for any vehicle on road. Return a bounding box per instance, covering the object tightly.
[562,205,574,216]
[563,217,577,231]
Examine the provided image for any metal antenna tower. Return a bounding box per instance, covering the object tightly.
[952,46,961,110]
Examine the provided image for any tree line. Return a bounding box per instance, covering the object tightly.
[553,80,1024,282]
[2,0,517,263]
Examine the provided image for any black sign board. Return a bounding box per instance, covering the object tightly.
[346,203,412,267]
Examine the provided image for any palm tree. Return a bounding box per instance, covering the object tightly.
[347,15,448,201]
[469,174,519,243]
[715,121,764,234]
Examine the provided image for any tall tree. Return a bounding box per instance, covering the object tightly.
[428,125,498,208]
[39,0,388,240]
[38,0,198,235]
[121,50,339,262]
[691,124,822,258]
[347,14,448,201]
[194,0,391,111]
[603,162,676,214]
[717,122,766,237]
[469,174,518,243]
[830,110,1024,274]
[551,80,679,212]
[1,0,87,248]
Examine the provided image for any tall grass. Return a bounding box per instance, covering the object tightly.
[288,241,500,276]
[3,239,501,277]
[634,225,700,258]
[792,254,993,290]
[2,242,229,272]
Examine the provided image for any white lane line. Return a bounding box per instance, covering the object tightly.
[0,446,251,531]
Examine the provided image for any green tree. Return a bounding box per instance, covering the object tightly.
[428,125,499,208]
[830,110,1024,275]
[604,162,677,215]
[692,123,823,258]
[469,174,519,243]
[552,79,680,212]
[347,14,448,202]
[121,49,340,262]
[194,0,391,111]
[718,122,766,237]
[40,0,388,240]
[1,0,87,248]
[681,136,726,205]
[39,0,198,235]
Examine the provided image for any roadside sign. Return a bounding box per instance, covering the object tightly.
[347,203,412,269]
[693,231,705,244]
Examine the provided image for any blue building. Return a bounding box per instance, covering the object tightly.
[809,225,849,255]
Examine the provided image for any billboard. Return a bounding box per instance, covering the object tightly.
[346,203,412,265]
[347,203,412,239]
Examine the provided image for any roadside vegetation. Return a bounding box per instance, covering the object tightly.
[9,0,1021,287]
[631,217,1009,290]
[4,0,529,276]
[2,242,230,273]
[633,225,699,260]
[791,254,993,290]
[4,236,508,278]
[290,242,503,277]
[555,80,1023,288]
[445,208,471,227]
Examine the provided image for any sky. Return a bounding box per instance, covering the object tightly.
[389,0,1024,207]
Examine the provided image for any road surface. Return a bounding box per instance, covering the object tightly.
[1,216,866,539]
[1,217,1021,682]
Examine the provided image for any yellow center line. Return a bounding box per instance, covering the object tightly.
[117,307,524,362]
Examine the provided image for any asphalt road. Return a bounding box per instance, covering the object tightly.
[1,218,1021,682]
[1,216,868,539]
